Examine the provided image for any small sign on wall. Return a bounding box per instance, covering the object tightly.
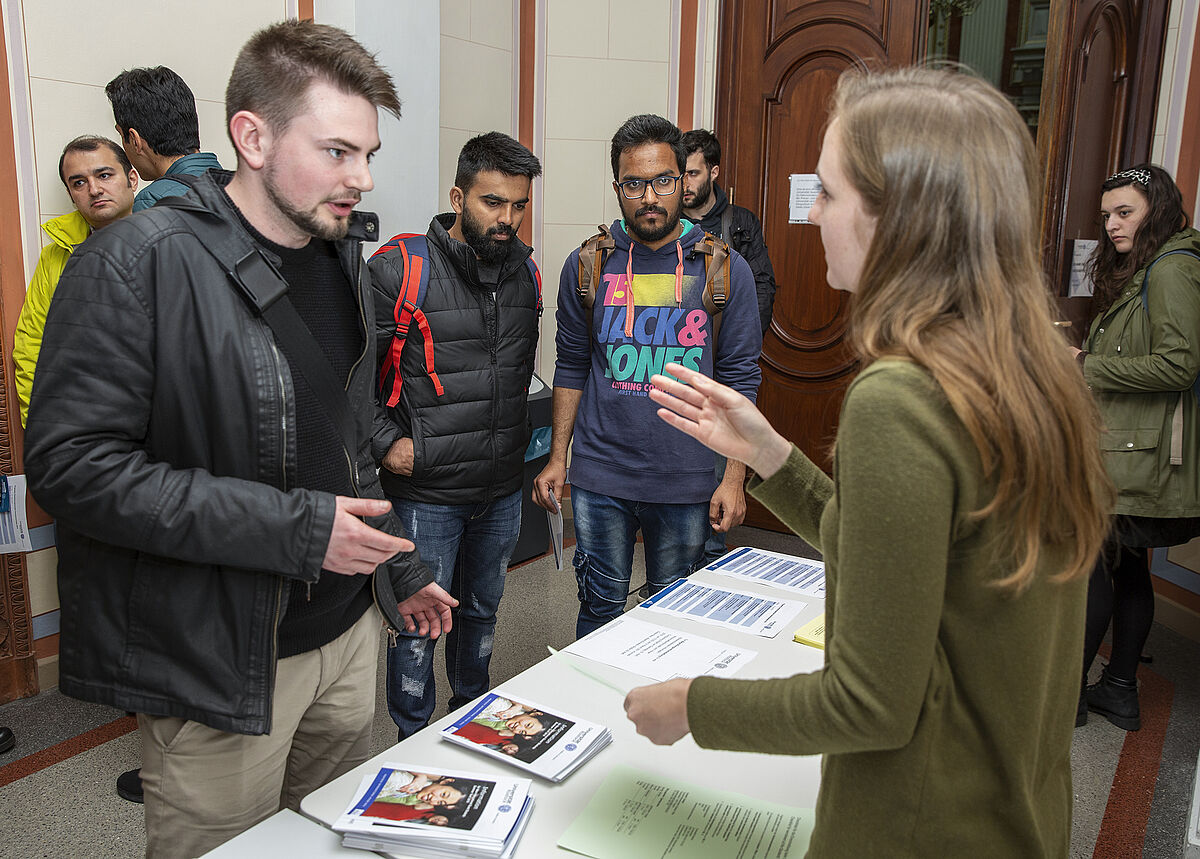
[1069,239,1099,297]
[788,174,821,224]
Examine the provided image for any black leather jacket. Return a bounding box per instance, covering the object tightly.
[694,184,777,334]
[370,214,540,505]
[25,171,432,735]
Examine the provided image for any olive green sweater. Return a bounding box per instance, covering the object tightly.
[688,360,1085,858]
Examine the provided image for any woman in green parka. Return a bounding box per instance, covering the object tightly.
[1074,165,1200,731]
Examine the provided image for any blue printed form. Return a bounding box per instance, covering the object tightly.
[641,579,803,638]
[706,547,826,598]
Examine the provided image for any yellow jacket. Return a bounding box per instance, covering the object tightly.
[14,210,91,426]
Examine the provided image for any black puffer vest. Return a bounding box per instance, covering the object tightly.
[370,214,540,505]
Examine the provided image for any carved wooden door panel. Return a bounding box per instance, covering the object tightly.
[1040,0,1168,331]
[714,0,926,530]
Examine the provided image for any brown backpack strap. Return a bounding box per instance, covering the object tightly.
[577,224,616,309]
[691,231,732,353]
[692,232,731,317]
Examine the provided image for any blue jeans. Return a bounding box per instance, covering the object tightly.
[571,486,709,638]
[385,490,521,739]
[701,454,728,565]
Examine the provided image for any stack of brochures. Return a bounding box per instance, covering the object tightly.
[440,691,611,782]
[333,763,534,858]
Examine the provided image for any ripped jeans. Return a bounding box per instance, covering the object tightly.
[385,490,521,740]
[570,486,709,639]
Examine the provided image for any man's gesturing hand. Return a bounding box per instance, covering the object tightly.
[322,496,414,575]
[397,582,458,639]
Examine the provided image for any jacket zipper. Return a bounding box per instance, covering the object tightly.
[487,289,500,499]
[265,322,288,728]
[349,247,399,646]
[345,248,366,487]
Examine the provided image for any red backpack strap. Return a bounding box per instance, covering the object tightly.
[374,233,439,406]
[410,308,444,395]
[525,256,543,315]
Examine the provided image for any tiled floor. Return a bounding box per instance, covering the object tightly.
[2,524,1198,858]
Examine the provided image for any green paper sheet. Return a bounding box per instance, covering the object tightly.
[557,764,813,858]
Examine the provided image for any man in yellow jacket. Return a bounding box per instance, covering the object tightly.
[14,135,138,426]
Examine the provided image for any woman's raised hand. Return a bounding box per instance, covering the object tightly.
[649,363,792,479]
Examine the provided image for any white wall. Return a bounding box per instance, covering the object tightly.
[1153,0,1198,213]
[315,0,441,241]
[438,0,518,215]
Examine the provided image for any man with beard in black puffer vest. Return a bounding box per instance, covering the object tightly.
[371,132,542,740]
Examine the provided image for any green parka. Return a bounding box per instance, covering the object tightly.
[1083,227,1200,516]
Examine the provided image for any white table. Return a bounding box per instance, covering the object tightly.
[300,566,826,856]
[201,809,348,857]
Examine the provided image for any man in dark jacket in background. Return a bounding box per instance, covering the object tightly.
[25,22,455,857]
[371,132,542,739]
[682,128,777,564]
[107,65,223,211]
[682,129,777,334]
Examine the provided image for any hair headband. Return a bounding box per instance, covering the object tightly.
[1107,168,1151,186]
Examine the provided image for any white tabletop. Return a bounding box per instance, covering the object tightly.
[300,566,826,857]
[201,809,348,857]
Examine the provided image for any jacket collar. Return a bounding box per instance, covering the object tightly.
[706,183,730,220]
[1093,227,1200,325]
[427,212,533,287]
[162,151,223,178]
[42,209,92,251]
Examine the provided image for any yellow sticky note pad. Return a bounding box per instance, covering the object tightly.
[793,613,825,650]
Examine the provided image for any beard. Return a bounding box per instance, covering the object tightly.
[624,201,682,244]
[461,206,514,265]
[264,163,356,242]
[684,175,712,210]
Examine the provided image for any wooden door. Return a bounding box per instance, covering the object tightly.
[1040,0,1169,332]
[716,0,1168,532]
[713,0,927,530]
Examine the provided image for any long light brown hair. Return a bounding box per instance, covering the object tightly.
[834,67,1112,591]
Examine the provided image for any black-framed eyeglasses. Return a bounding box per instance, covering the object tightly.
[616,174,682,200]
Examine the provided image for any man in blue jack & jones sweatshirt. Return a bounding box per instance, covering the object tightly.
[533,114,762,638]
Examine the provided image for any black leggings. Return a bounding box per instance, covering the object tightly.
[1082,537,1154,682]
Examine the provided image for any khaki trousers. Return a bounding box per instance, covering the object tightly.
[138,606,381,859]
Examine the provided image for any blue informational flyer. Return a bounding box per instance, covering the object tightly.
[705,547,826,598]
[640,577,804,638]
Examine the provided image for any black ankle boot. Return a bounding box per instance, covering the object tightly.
[1075,683,1088,728]
[1086,668,1140,731]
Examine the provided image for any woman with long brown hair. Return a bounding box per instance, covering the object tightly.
[1073,165,1200,731]
[623,66,1113,856]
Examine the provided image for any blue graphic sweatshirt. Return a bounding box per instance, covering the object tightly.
[553,219,762,504]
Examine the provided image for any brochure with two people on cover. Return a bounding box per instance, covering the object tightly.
[440,691,611,782]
